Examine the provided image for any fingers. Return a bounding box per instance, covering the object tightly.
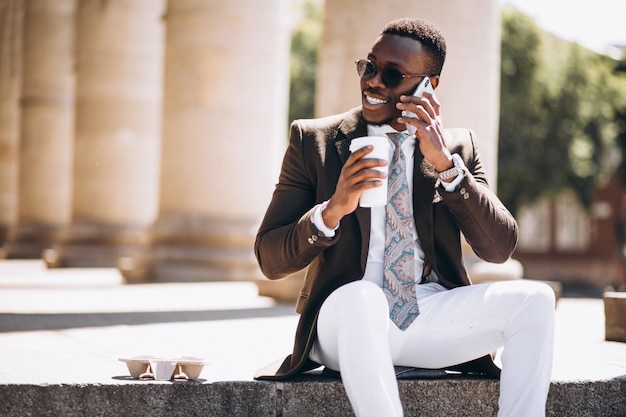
[331,147,388,215]
[397,92,444,135]
[344,147,387,186]
[395,93,449,165]
[397,92,438,122]
[426,92,441,114]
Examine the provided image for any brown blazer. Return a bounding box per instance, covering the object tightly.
[254,107,518,380]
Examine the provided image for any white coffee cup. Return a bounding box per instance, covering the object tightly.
[349,136,391,207]
[149,359,178,381]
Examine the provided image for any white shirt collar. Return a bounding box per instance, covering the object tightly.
[367,124,406,137]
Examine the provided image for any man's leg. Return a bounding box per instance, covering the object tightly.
[392,280,555,417]
[309,280,403,417]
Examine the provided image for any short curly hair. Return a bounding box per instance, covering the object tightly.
[381,17,447,75]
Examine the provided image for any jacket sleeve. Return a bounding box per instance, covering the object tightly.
[439,129,518,263]
[254,121,339,280]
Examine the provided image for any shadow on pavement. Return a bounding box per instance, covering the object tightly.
[0,304,296,332]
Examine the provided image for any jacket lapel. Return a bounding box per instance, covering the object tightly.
[335,109,371,268]
[335,108,368,164]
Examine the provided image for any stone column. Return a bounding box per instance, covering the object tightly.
[0,0,23,249]
[47,0,165,267]
[120,0,292,282]
[2,0,76,259]
[318,0,501,186]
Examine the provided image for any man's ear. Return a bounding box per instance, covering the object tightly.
[430,76,440,90]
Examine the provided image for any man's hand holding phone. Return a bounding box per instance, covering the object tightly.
[397,77,453,173]
[400,76,435,135]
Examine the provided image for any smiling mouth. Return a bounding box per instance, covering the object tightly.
[365,93,388,105]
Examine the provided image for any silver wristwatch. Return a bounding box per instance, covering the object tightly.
[438,154,463,181]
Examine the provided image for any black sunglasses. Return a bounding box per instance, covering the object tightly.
[355,58,436,88]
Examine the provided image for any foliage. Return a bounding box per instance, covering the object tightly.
[288,0,323,124]
[497,10,546,215]
[497,7,626,216]
[612,55,626,185]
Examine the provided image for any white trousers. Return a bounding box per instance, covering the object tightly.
[309,280,555,417]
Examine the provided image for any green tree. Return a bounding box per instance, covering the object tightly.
[610,55,626,186]
[497,9,548,215]
[552,45,621,207]
[498,8,626,215]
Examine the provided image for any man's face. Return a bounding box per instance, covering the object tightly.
[360,34,432,130]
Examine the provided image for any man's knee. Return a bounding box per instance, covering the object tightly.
[333,280,389,318]
[523,281,555,312]
[512,281,556,330]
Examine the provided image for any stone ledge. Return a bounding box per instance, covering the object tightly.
[1,377,624,417]
[0,382,277,417]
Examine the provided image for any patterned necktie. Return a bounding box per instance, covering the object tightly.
[383,132,419,330]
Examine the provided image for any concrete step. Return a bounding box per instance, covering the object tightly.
[1,376,625,417]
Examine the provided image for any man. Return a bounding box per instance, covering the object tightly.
[254,17,555,417]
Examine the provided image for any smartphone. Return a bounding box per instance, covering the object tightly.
[401,76,434,135]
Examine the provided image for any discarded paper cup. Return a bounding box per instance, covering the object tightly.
[149,359,178,381]
[349,136,390,207]
[119,356,153,379]
[178,357,207,380]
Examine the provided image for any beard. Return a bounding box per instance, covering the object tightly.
[362,111,396,127]
[367,118,394,127]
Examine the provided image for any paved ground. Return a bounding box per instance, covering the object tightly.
[0,259,624,386]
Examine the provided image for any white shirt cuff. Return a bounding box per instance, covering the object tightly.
[312,201,339,237]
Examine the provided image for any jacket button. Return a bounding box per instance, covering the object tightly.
[307,237,314,244]
[460,187,467,195]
